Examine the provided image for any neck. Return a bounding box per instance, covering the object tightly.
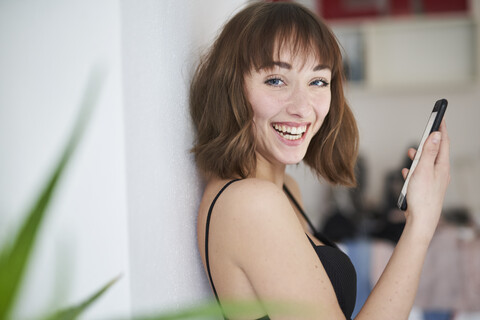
[253,154,286,187]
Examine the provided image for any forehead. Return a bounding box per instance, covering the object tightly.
[234,2,339,76]
[248,33,334,71]
[252,40,329,73]
[271,44,324,69]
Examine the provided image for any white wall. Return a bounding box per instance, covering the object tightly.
[0,0,130,318]
[120,0,246,316]
[0,0,249,318]
[1,0,251,318]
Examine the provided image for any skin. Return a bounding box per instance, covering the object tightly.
[197,46,450,320]
[244,49,332,185]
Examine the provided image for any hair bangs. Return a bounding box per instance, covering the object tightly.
[242,3,338,75]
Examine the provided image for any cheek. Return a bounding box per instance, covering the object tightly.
[315,94,331,119]
[311,95,331,134]
[250,93,282,123]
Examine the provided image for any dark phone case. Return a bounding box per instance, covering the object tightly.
[398,99,448,211]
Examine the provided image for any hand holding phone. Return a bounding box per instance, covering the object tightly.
[397,99,448,211]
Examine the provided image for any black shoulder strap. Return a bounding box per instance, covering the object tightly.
[205,179,240,304]
[283,185,317,232]
[283,184,338,248]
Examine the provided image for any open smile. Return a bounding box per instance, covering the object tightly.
[271,122,309,141]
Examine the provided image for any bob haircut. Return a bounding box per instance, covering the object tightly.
[190,1,359,186]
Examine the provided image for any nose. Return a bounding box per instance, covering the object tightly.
[286,84,312,118]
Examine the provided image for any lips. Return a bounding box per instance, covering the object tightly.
[271,123,308,141]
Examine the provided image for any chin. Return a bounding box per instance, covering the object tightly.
[278,153,307,165]
[284,160,303,166]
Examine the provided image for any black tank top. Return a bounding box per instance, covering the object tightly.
[204,180,357,320]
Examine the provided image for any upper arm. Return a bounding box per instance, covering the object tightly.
[216,179,345,319]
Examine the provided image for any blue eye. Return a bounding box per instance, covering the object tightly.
[310,79,329,87]
[265,78,285,86]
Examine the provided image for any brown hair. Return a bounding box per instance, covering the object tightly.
[190,1,358,186]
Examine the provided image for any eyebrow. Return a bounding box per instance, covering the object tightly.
[261,61,330,71]
[272,61,292,69]
[313,64,330,71]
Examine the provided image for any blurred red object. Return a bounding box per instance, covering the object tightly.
[318,0,468,20]
[422,0,467,13]
[390,0,410,15]
[319,0,380,20]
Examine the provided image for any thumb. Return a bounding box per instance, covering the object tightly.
[418,131,441,167]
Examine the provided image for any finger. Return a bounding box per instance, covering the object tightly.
[402,168,409,180]
[416,131,442,170]
[407,148,417,161]
[435,119,450,167]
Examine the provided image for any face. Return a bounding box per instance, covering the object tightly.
[244,47,332,168]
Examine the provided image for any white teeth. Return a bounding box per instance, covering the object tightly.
[272,124,307,136]
[272,123,308,140]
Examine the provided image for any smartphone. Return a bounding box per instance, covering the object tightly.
[397,99,448,211]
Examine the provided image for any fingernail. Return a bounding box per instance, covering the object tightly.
[432,132,441,144]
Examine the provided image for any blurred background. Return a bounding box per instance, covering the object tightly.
[0,0,478,319]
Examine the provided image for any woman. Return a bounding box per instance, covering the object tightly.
[190,2,450,320]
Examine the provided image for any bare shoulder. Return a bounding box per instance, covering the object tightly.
[208,178,305,255]
[214,178,299,230]
[198,178,288,242]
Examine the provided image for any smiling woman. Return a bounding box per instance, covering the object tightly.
[189,2,450,320]
[244,50,333,167]
[189,1,358,185]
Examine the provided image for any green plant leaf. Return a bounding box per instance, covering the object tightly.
[0,67,106,320]
[44,275,120,320]
[134,299,313,320]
